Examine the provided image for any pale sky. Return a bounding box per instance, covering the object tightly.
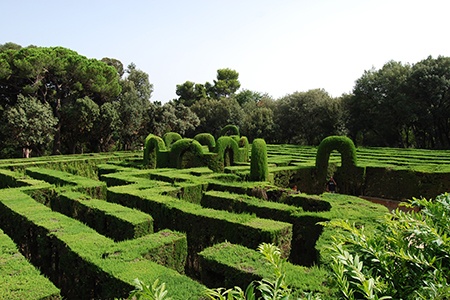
[2,0,449,102]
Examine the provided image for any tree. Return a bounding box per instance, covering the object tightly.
[0,42,22,52]
[191,96,244,137]
[0,46,121,154]
[1,94,57,157]
[347,61,412,147]
[174,81,207,106]
[91,101,121,152]
[208,68,241,99]
[147,101,200,137]
[60,96,100,153]
[174,68,241,106]
[117,63,154,150]
[235,89,264,106]
[240,96,277,142]
[274,89,343,145]
[407,56,450,149]
[101,57,125,77]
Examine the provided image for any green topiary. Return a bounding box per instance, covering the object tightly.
[169,138,205,169]
[162,132,182,149]
[315,136,357,180]
[237,136,250,162]
[194,133,216,152]
[143,134,166,168]
[220,124,240,137]
[250,138,269,181]
[215,136,240,170]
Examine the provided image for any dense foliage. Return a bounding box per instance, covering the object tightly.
[1,42,450,158]
[324,193,450,299]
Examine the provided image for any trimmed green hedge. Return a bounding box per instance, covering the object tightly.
[169,138,205,169]
[0,188,205,299]
[163,132,182,148]
[194,133,216,152]
[214,136,241,170]
[199,242,330,295]
[51,191,154,241]
[143,134,167,168]
[315,136,357,177]
[220,124,240,137]
[107,186,293,265]
[0,169,29,188]
[200,190,329,266]
[0,228,61,300]
[250,138,269,181]
[314,136,361,194]
[25,167,107,199]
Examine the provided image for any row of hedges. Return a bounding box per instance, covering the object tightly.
[0,228,60,299]
[143,132,250,172]
[0,186,204,299]
[106,183,293,276]
[46,191,154,242]
[199,242,330,295]
[3,135,436,298]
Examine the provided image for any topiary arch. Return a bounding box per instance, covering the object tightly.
[163,132,182,149]
[315,136,357,182]
[215,136,240,168]
[220,125,240,137]
[143,134,167,168]
[169,138,205,169]
[193,133,216,152]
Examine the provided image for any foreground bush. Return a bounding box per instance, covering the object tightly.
[324,193,450,299]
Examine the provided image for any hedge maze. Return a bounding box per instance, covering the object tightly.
[1,134,450,299]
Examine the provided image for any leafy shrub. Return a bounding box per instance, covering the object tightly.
[128,278,172,300]
[323,193,450,299]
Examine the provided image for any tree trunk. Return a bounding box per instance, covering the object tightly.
[52,98,62,155]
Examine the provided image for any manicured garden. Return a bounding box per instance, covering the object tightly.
[0,134,449,299]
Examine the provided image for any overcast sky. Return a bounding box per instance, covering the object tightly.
[2,0,449,102]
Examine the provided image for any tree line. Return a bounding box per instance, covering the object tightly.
[1,43,449,158]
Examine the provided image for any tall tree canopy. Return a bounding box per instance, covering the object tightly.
[116,63,154,150]
[1,94,57,157]
[347,56,450,149]
[346,61,412,147]
[175,81,207,106]
[174,68,241,106]
[0,45,121,154]
[208,68,241,98]
[407,56,450,149]
[274,89,344,145]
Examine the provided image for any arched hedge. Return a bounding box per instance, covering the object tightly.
[194,133,216,152]
[169,139,205,169]
[220,125,240,137]
[163,132,182,149]
[316,136,357,172]
[143,134,167,168]
[315,136,359,193]
[215,136,240,168]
